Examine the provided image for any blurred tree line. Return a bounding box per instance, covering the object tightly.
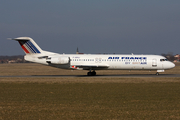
[0,55,27,63]
[161,53,176,62]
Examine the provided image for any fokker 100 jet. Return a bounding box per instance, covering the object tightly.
[10,37,175,76]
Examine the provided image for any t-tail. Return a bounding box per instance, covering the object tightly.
[10,37,56,64]
[12,37,43,54]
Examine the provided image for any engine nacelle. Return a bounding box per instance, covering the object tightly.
[46,56,69,64]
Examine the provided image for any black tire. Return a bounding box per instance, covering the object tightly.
[92,71,96,76]
[87,71,96,76]
[87,72,91,76]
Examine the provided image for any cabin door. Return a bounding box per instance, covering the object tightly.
[152,59,157,67]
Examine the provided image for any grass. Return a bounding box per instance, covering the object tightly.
[0,63,180,119]
[0,62,179,76]
[0,80,180,119]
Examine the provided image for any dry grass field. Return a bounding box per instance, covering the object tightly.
[0,62,180,76]
[0,63,180,120]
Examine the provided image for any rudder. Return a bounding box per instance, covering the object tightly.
[12,37,43,54]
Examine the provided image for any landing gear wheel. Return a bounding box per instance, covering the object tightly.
[92,71,96,76]
[156,72,159,75]
[87,71,96,76]
[87,72,92,76]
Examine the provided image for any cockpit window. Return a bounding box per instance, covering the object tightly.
[160,59,168,62]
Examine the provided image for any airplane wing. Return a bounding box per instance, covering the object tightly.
[72,65,109,70]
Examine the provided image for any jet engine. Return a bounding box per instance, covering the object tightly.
[46,56,69,64]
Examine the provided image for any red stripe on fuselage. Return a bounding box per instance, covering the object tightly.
[18,41,30,53]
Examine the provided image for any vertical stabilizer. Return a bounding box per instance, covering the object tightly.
[12,37,43,54]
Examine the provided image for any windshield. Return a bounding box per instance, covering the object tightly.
[160,59,168,62]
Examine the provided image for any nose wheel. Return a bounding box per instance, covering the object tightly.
[156,72,159,75]
[87,70,96,76]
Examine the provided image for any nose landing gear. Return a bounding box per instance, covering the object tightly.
[156,70,164,75]
[156,72,159,75]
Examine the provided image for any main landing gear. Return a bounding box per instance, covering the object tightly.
[87,70,96,76]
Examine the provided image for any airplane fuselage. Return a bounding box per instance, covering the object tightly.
[11,37,175,76]
[69,54,172,70]
[25,54,175,71]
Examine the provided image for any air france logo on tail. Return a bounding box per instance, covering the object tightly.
[18,40,41,54]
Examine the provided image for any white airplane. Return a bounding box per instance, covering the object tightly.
[10,37,175,76]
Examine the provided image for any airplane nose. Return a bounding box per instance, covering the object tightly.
[171,62,175,68]
[163,62,175,69]
[168,62,175,69]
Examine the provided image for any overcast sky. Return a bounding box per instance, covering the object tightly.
[1,0,180,55]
